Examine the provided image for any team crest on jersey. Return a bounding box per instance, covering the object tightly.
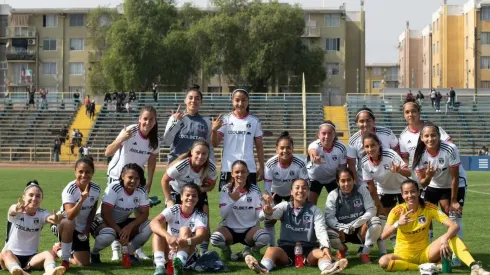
[418,216,426,224]
[189,222,195,228]
[332,155,338,161]
[33,218,39,224]
[353,199,363,208]
[134,197,140,205]
[303,213,312,224]
[198,124,205,132]
[246,123,251,128]
[247,197,252,203]
[408,140,412,144]
[383,164,390,170]
[133,142,137,146]
[438,158,444,164]
[289,171,295,176]
[274,172,280,175]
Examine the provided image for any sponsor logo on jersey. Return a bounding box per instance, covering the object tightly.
[175,221,180,224]
[418,215,426,224]
[14,223,40,232]
[438,158,444,164]
[285,224,309,232]
[353,199,363,208]
[228,130,249,135]
[233,206,254,210]
[178,134,201,140]
[338,212,361,221]
[119,198,124,201]
[114,205,135,212]
[133,142,137,145]
[274,172,279,175]
[129,148,151,155]
[332,155,338,161]
[171,228,180,234]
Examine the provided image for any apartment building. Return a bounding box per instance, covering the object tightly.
[365,63,398,94]
[398,22,424,89]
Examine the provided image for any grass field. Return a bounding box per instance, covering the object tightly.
[0,168,489,275]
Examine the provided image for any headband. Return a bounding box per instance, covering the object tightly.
[422,124,438,132]
[356,109,374,119]
[191,139,209,150]
[319,122,336,130]
[24,181,41,192]
[402,101,420,110]
[232,88,249,97]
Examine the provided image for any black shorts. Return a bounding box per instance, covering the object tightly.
[91,214,136,239]
[422,186,466,207]
[224,226,253,246]
[308,179,337,195]
[272,193,290,205]
[15,254,35,269]
[279,244,316,265]
[343,228,363,245]
[379,193,403,208]
[170,189,209,206]
[28,99,34,105]
[58,229,90,252]
[219,172,257,190]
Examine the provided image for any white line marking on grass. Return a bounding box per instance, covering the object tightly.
[467,190,490,195]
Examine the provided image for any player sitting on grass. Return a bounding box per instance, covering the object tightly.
[0,181,65,275]
[378,179,489,275]
[245,179,348,275]
[150,184,208,275]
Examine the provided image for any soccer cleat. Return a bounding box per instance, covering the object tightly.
[173,256,184,275]
[321,258,348,275]
[11,267,23,275]
[153,266,165,275]
[451,256,462,267]
[336,245,348,260]
[136,248,150,260]
[52,242,62,258]
[359,254,371,264]
[45,266,65,275]
[90,253,101,264]
[471,262,490,275]
[129,255,141,265]
[61,260,70,271]
[112,250,121,261]
[419,263,438,275]
[51,224,59,237]
[230,251,243,261]
[149,196,162,208]
[245,255,269,274]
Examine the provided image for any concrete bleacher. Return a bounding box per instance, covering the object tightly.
[88,93,324,162]
[346,93,490,155]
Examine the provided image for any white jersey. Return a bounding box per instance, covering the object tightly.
[219,184,262,233]
[61,181,101,232]
[4,208,51,256]
[264,155,308,197]
[100,183,149,223]
[160,205,207,237]
[107,124,162,180]
[166,158,218,194]
[347,126,399,181]
[399,124,451,167]
[307,140,347,184]
[361,149,407,195]
[414,141,467,189]
[217,112,263,173]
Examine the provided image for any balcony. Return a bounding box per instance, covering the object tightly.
[6,27,36,38]
[6,50,36,61]
[302,26,320,38]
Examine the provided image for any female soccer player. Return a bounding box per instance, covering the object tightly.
[1,181,65,275]
[211,161,269,259]
[263,131,308,246]
[105,105,161,260]
[150,184,208,275]
[412,122,467,262]
[245,179,348,275]
[161,139,217,255]
[90,164,152,266]
[211,88,264,189]
[307,121,347,205]
[54,157,101,269]
[325,168,381,264]
[378,179,489,275]
[163,85,214,163]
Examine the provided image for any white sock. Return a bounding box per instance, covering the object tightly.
[260,258,274,271]
[377,239,387,254]
[112,240,121,252]
[265,225,276,246]
[176,251,188,265]
[129,221,152,254]
[44,261,57,272]
[61,242,72,261]
[154,251,166,267]
[92,228,116,254]
[7,263,22,273]
[318,259,332,271]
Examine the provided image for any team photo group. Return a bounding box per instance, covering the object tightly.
[3,87,490,275]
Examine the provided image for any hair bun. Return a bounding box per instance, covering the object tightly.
[280,131,290,137]
[26,180,39,187]
[190,84,200,90]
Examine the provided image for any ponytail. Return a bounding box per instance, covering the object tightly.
[412,121,441,170]
[139,105,159,150]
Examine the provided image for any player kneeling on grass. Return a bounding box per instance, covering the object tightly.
[211,160,269,260]
[0,181,65,275]
[245,179,348,275]
[325,168,381,264]
[150,184,208,275]
[90,163,152,266]
[378,179,489,275]
[52,157,100,270]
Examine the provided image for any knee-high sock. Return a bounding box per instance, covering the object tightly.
[210,232,227,249]
[129,220,152,254]
[92,228,116,254]
[264,221,276,246]
[252,229,270,250]
[386,260,419,272]
[449,236,475,267]
[363,217,382,254]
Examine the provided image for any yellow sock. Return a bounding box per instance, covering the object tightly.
[449,237,475,267]
[387,260,419,272]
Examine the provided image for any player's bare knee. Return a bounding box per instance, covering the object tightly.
[378,255,390,269]
[179,226,192,238]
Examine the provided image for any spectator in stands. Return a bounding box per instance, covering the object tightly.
[76,130,83,147]
[449,87,456,109]
[405,90,414,102]
[26,87,35,110]
[129,90,136,102]
[430,88,436,108]
[120,91,127,102]
[53,138,61,162]
[78,146,84,159]
[104,91,112,103]
[70,138,75,155]
[116,93,123,113]
[125,100,132,114]
[73,90,81,108]
[40,88,48,110]
[416,91,424,105]
[478,146,489,156]
[59,125,68,145]
[89,100,96,121]
[82,145,90,157]
[152,83,158,102]
[84,95,90,115]
[444,93,451,114]
[435,91,442,112]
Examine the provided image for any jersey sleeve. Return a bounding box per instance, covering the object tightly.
[389,131,399,150]
[259,201,286,221]
[115,128,127,147]
[40,210,51,225]
[151,137,161,155]
[137,189,150,207]
[308,141,319,151]
[415,155,427,172]
[439,127,451,141]
[219,188,235,219]
[195,212,208,229]
[217,116,227,136]
[393,151,407,168]
[325,192,342,229]
[163,116,181,146]
[160,207,174,223]
[207,161,218,180]
[254,119,263,138]
[299,164,309,180]
[386,205,402,225]
[347,143,357,160]
[102,186,117,207]
[312,206,331,248]
[165,163,180,180]
[432,207,449,224]
[339,147,347,165]
[449,144,461,167]
[399,137,409,156]
[361,165,373,181]
[61,186,76,205]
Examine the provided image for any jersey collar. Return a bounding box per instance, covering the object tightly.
[426,147,440,158]
[180,205,193,218]
[138,127,148,140]
[232,111,249,119]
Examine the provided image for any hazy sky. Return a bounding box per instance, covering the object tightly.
[6,0,469,63]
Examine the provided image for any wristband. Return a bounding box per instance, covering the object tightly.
[187,238,192,246]
[393,221,400,229]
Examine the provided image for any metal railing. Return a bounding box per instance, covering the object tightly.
[6,50,36,61]
[5,26,36,37]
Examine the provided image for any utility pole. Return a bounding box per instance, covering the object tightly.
[474,26,478,95]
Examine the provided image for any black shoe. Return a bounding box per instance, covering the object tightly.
[91,253,101,264]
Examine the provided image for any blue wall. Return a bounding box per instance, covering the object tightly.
[461,156,490,171]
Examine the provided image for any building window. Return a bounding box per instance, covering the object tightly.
[481,32,490,44]
[70,14,85,26]
[436,19,439,30]
[43,15,57,27]
[372,81,381,88]
[43,39,57,51]
[325,38,340,51]
[481,56,490,69]
[482,81,490,88]
[466,13,468,25]
[42,62,56,75]
[324,14,340,27]
[326,63,340,75]
[372,67,382,75]
[481,6,490,20]
[69,62,85,75]
[70,38,84,51]
[0,62,7,70]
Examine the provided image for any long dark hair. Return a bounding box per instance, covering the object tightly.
[276,131,294,147]
[355,107,375,122]
[335,167,355,183]
[232,89,250,112]
[400,179,425,208]
[228,160,250,193]
[119,163,147,188]
[139,105,159,150]
[170,139,211,185]
[412,121,441,170]
[181,183,204,212]
[75,156,95,173]
[362,132,383,161]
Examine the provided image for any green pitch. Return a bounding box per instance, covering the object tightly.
[0,168,489,274]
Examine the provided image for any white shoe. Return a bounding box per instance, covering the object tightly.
[321,258,348,275]
[451,256,462,267]
[471,262,490,275]
[419,263,438,275]
[111,250,120,261]
[136,248,150,260]
[44,266,65,275]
